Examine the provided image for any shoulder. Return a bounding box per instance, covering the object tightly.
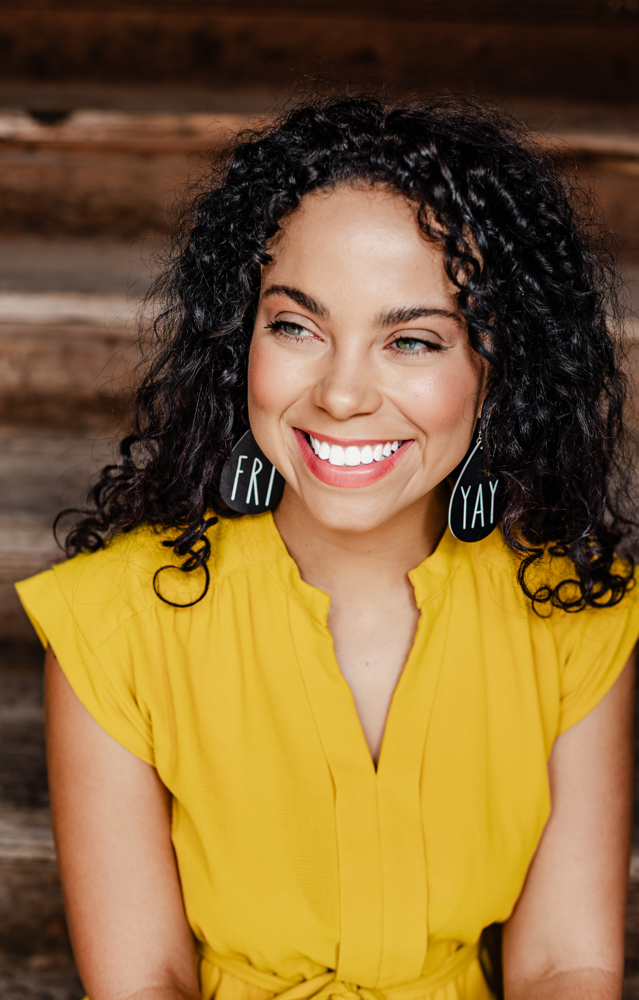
[465,529,639,624]
[461,531,639,731]
[455,529,639,666]
[16,514,260,649]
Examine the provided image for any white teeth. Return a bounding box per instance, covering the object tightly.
[308,434,403,467]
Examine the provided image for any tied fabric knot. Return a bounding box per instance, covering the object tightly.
[276,976,384,1000]
[320,982,384,1000]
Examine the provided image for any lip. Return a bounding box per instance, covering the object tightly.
[294,428,413,488]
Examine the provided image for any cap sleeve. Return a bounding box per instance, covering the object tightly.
[15,536,159,765]
[555,582,639,734]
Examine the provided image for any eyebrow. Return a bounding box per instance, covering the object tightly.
[375,305,461,327]
[261,284,330,319]
[261,285,460,329]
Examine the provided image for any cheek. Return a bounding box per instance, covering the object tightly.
[249,332,320,420]
[397,357,483,431]
[247,337,294,420]
[247,339,274,416]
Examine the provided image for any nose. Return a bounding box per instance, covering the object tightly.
[311,347,383,422]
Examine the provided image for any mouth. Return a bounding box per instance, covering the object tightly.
[294,429,413,488]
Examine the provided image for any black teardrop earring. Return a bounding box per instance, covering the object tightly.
[448,427,501,543]
[219,429,285,514]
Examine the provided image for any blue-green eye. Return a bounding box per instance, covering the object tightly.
[267,320,308,338]
[395,337,424,351]
[391,336,443,354]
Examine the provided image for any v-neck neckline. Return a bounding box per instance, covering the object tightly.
[245,512,463,777]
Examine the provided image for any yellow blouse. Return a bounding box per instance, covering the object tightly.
[16,513,639,1000]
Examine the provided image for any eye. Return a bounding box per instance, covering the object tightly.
[390,336,444,354]
[266,320,311,340]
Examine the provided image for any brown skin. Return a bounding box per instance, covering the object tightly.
[46,185,634,1000]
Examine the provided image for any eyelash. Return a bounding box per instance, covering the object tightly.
[266,320,311,341]
[266,320,444,354]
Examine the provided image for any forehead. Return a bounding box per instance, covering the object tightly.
[264,184,455,309]
[271,184,424,251]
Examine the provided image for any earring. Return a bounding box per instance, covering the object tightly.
[448,428,501,543]
[219,429,285,514]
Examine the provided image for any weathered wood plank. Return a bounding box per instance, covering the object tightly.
[2,11,639,106]
[10,0,639,27]
[0,292,140,425]
[0,109,243,154]
[2,106,639,241]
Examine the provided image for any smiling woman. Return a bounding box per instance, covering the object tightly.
[13,95,639,1000]
[249,188,483,525]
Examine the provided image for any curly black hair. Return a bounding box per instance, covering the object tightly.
[60,93,638,613]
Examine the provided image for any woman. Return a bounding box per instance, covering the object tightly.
[16,95,639,1000]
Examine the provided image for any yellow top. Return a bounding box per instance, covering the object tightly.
[15,513,639,1000]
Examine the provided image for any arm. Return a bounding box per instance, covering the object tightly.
[503,651,635,1000]
[45,646,201,1000]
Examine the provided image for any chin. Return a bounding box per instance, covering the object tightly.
[296,489,407,534]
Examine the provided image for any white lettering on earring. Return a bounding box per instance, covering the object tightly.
[246,457,263,505]
[265,464,277,508]
[231,454,247,502]
[471,484,485,529]
[461,485,472,530]
[489,479,499,523]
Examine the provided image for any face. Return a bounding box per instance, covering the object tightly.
[248,184,486,533]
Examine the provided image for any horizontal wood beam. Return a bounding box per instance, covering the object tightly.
[6,0,639,28]
[2,107,639,249]
[0,109,245,155]
[4,109,639,163]
[1,12,639,104]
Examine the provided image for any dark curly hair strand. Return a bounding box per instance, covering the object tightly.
[59,93,637,613]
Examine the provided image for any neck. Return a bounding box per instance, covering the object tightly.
[273,486,448,603]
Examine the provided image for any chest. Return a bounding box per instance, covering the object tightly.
[327,590,421,765]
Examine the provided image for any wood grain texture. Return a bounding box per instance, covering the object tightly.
[1,11,639,103]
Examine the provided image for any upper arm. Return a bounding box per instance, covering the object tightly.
[503,651,635,996]
[45,646,199,1000]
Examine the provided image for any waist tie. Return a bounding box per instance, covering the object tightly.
[196,940,481,1000]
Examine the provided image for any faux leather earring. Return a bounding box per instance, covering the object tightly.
[448,429,501,543]
[219,429,285,514]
